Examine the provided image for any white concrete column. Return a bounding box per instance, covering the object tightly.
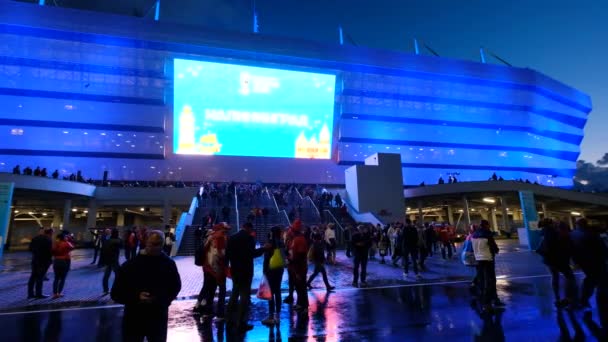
[163,200,172,227]
[491,208,499,234]
[417,200,424,225]
[446,205,454,225]
[462,196,471,228]
[62,199,72,229]
[541,203,548,219]
[52,209,62,228]
[568,215,575,229]
[86,199,97,229]
[116,209,125,227]
[133,215,144,226]
[500,196,509,232]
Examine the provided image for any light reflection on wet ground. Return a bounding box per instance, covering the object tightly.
[0,273,605,341]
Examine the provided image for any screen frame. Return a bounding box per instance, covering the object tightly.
[166,55,341,161]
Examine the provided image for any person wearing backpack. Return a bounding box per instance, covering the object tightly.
[261,226,287,326]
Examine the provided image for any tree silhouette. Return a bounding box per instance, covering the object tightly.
[597,153,608,165]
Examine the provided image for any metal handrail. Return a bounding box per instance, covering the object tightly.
[234,186,240,232]
[172,186,202,256]
[265,187,291,227]
[294,187,322,219]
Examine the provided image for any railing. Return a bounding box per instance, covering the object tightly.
[294,188,322,224]
[234,186,240,234]
[171,186,202,256]
[265,187,291,227]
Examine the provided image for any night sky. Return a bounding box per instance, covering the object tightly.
[159,0,608,163]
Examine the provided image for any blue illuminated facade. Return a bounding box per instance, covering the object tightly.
[0,1,591,186]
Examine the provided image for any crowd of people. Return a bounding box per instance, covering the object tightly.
[535,218,607,325]
[12,164,89,183]
[25,211,608,340]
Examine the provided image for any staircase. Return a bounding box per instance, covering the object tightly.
[177,225,201,256]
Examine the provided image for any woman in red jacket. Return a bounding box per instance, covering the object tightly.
[52,231,74,299]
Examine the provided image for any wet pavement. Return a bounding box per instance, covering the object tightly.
[0,275,605,341]
[0,240,547,313]
[0,240,605,340]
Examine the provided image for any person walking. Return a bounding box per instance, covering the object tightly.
[538,219,577,309]
[378,230,389,264]
[570,218,608,329]
[225,222,269,333]
[163,228,175,256]
[471,220,503,313]
[402,220,421,280]
[324,224,337,265]
[199,223,230,322]
[111,230,182,342]
[91,229,103,265]
[261,226,287,326]
[27,228,53,299]
[102,228,122,295]
[417,224,429,271]
[51,231,75,299]
[287,220,309,313]
[352,225,371,287]
[307,232,335,291]
[391,225,403,267]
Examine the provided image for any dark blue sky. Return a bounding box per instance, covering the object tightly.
[160,0,608,163]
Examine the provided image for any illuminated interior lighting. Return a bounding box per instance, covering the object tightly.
[28,212,34,215]
[42,213,48,216]
[571,211,581,216]
[140,208,145,212]
[14,210,19,213]
[482,198,496,204]
[71,208,77,212]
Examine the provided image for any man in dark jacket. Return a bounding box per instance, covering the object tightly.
[27,228,53,299]
[111,231,181,342]
[102,228,122,294]
[352,224,372,288]
[225,222,269,332]
[402,219,421,280]
[570,219,607,328]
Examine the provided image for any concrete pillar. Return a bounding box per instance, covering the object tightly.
[417,200,424,226]
[491,208,499,234]
[541,203,547,219]
[163,200,172,227]
[462,196,471,228]
[116,209,125,227]
[568,215,575,229]
[500,196,509,232]
[133,215,144,226]
[446,205,454,225]
[86,199,97,229]
[52,209,62,228]
[62,199,72,229]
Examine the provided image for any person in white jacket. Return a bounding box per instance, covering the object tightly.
[325,224,337,265]
[471,220,504,312]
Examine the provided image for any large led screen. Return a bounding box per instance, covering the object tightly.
[173,59,336,159]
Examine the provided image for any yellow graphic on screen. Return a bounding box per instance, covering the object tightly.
[295,124,331,159]
[177,105,196,153]
[177,105,222,155]
[198,133,222,155]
